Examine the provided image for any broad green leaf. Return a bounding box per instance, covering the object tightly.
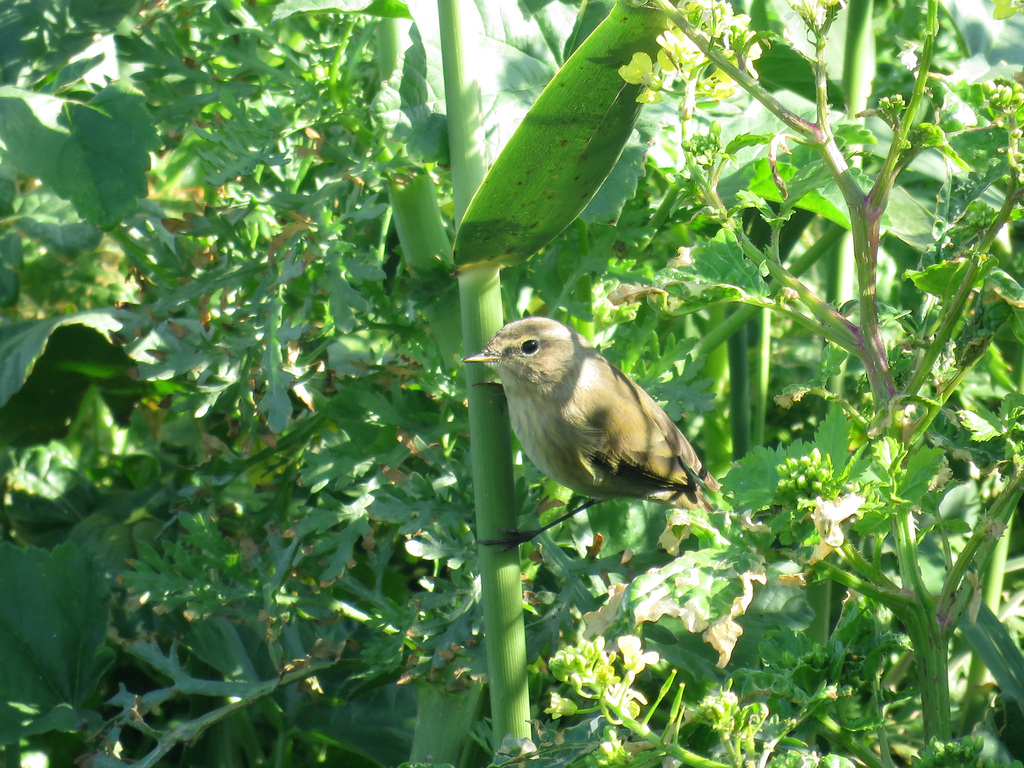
[883,186,936,251]
[271,0,412,22]
[817,407,851,475]
[905,258,974,299]
[961,604,1024,716]
[371,0,577,166]
[0,312,141,447]
[0,82,157,227]
[0,0,136,87]
[0,310,122,409]
[988,267,1024,308]
[453,1,667,267]
[656,229,770,309]
[0,542,112,745]
[740,157,853,229]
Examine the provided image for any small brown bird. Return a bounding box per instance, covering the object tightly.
[465,316,718,544]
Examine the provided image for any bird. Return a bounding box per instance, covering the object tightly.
[464,316,718,546]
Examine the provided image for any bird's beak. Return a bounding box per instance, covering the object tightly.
[463,351,499,364]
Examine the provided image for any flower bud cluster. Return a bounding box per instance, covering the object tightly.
[991,0,1024,19]
[777,447,834,503]
[547,636,661,722]
[698,687,769,750]
[976,79,1024,183]
[785,0,843,32]
[618,0,761,105]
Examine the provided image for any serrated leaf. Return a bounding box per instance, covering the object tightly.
[453,1,667,267]
[656,229,770,308]
[817,407,850,475]
[724,445,784,511]
[905,258,973,299]
[0,82,157,227]
[898,446,946,502]
[999,392,1024,421]
[0,542,112,745]
[958,407,1002,441]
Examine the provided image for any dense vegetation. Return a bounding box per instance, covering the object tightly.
[0,0,1023,766]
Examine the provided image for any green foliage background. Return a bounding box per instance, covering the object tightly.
[0,0,1022,766]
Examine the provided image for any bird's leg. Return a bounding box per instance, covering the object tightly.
[480,498,601,550]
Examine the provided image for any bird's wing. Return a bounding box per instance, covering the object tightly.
[581,361,718,508]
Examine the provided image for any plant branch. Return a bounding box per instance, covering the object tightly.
[937,464,1024,633]
[652,0,897,399]
[901,257,981,403]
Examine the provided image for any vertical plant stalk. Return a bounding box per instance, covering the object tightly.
[437,0,530,746]
[957,514,1012,735]
[459,265,532,745]
[702,308,732,471]
[828,0,872,397]
[375,17,404,83]
[752,309,771,448]
[390,173,453,275]
[727,325,750,458]
[411,680,486,763]
[438,0,486,225]
[657,0,966,740]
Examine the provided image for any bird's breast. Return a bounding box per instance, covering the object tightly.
[503,381,600,496]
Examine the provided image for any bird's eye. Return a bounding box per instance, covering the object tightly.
[521,339,539,355]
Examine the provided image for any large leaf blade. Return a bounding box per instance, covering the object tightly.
[0,542,113,745]
[453,1,666,268]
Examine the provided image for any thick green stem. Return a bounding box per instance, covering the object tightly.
[459,265,531,745]
[901,605,952,742]
[892,504,952,741]
[842,0,875,120]
[752,308,770,448]
[439,0,529,747]
[702,308,732,472]
[411,681,485,764]
[727,325,750,459]
[375,17,405,83]
[829,0,872,399]
[389,173,453,275]
[957,512,1013,735]
[817,714,887,768]
[812,558,907,606]
[437,0,486,225]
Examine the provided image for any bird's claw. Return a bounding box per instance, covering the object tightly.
[479,528,543,550]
